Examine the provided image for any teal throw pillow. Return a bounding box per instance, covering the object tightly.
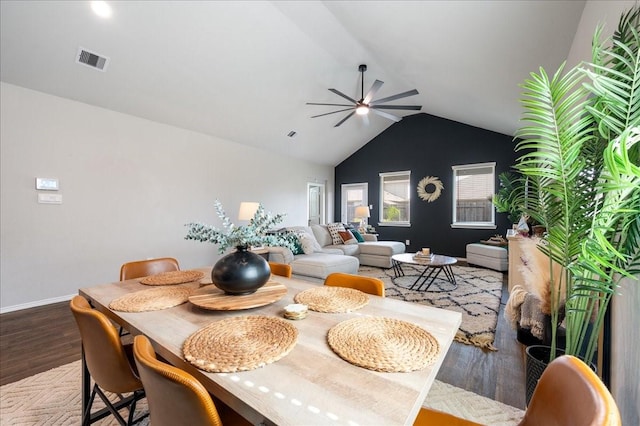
[351,229,365,243]
[291,239,304,254]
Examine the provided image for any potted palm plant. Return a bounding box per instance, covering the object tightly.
[493,171,526,225]
[512,5,639,403]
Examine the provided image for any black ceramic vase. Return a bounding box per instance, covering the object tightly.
[211,246,270,295]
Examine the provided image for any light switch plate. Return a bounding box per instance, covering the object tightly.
[38,193,62,204]
[36,178,59,191]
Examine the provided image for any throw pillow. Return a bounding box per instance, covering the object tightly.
[351,229,365,243]
[297,231,323,254]
[327,222,346,245]
[338,230,357,245]
[291,236,304,255]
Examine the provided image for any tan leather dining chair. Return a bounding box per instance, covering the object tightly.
[70,295,146,426]
[133,335,251,426]
[119,257,180,281]
[518,355,620,425]
[413,355,621,426]
[324,272,385,297]
[268,261,292,278]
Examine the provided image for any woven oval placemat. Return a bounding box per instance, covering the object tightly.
[327,317,440,372]
[183,315,298,373]
[140,270,204,286]
[293,286,369,313]
[109,286,192,312]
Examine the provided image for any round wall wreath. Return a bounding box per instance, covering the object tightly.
[417,176,443,203]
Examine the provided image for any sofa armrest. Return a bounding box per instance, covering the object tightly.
[362,234,378,242]
[266,246,294,264]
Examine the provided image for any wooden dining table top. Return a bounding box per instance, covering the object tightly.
[79,267,462,426]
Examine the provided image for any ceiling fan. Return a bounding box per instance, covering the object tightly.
[307,64,422,127]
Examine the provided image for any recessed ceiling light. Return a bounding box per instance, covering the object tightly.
[91,1,112,18]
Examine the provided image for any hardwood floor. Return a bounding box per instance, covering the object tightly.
[0,271,526,409]
[0,301,82,386]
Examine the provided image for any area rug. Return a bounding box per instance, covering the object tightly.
[359,264,503,350]
[0,361,524,426]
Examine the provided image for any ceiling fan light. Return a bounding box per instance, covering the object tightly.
[356,105,369,115]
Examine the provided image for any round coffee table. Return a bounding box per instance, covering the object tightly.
[391,253,458,292]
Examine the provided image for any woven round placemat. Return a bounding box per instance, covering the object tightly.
[327,317,440,372]
[183,315,298,373]
[109,286,192,312]
[140,270,204,286]
[293,286,369,313]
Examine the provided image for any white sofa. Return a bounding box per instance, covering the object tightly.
[267,224,405,280]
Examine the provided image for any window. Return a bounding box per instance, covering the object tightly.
[451,162,496,229]
[341,183,368,226]
[379,171,410,226]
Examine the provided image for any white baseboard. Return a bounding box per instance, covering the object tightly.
[0,293,76,314]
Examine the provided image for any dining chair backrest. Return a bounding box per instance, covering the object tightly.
[414,355,621,426]
[70,295,142,393]
[413,407,482,426]
[518,355,621,425]
[324,272,385,297]
[70,295,146,425]
[119,257,180,281]
[268,261,292,278]
[133,335,223,426]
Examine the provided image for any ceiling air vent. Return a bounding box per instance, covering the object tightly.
[76,47,110,72]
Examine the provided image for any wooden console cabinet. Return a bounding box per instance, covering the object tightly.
[507,235,526,293]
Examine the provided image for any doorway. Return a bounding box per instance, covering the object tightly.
[307,182,325,226]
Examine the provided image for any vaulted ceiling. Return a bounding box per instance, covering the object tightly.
[1,1,587,166]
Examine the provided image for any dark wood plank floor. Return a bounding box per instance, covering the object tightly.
[0,271,526,409]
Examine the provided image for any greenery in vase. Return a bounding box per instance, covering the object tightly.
[513,5,639,363]
[185,200,295,254]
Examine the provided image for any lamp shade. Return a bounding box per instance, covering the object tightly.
[238,202,260,221]
[354,205,370,218]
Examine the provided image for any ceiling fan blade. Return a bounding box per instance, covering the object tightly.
[329,88,358,104]
[370,89,419,105]
[307,102,354,107]
[334,111,356,127]
[371,105,422,110]
[363,80,384,104]
[311,108,355,118]
[371,108,402,122]
[363,113,370,126]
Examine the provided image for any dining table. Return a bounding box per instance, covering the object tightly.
[79,267,462,426]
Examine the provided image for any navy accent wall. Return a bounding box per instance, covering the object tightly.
[335,113,520,257]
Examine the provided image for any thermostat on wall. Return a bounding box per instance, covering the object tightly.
[35,178,59,191]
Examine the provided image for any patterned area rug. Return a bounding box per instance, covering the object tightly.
[359,264,503,350]
[0,361,524,425]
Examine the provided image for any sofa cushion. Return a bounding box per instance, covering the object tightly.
[266,246,294,264]
[297,231,323,254]
[326,223,346,245]
[324,243,360,257]
[338,230,357,245]
[319,248,344,255]
[291,238,304,255]
[310,224,333,247]
[350,229,365,243]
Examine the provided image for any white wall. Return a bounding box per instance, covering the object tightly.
[566,1,636,69]
[0,82,334,311]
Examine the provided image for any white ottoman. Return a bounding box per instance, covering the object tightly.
[466,243,508,271]
[359,241,406,268]
[291,253,360,280]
